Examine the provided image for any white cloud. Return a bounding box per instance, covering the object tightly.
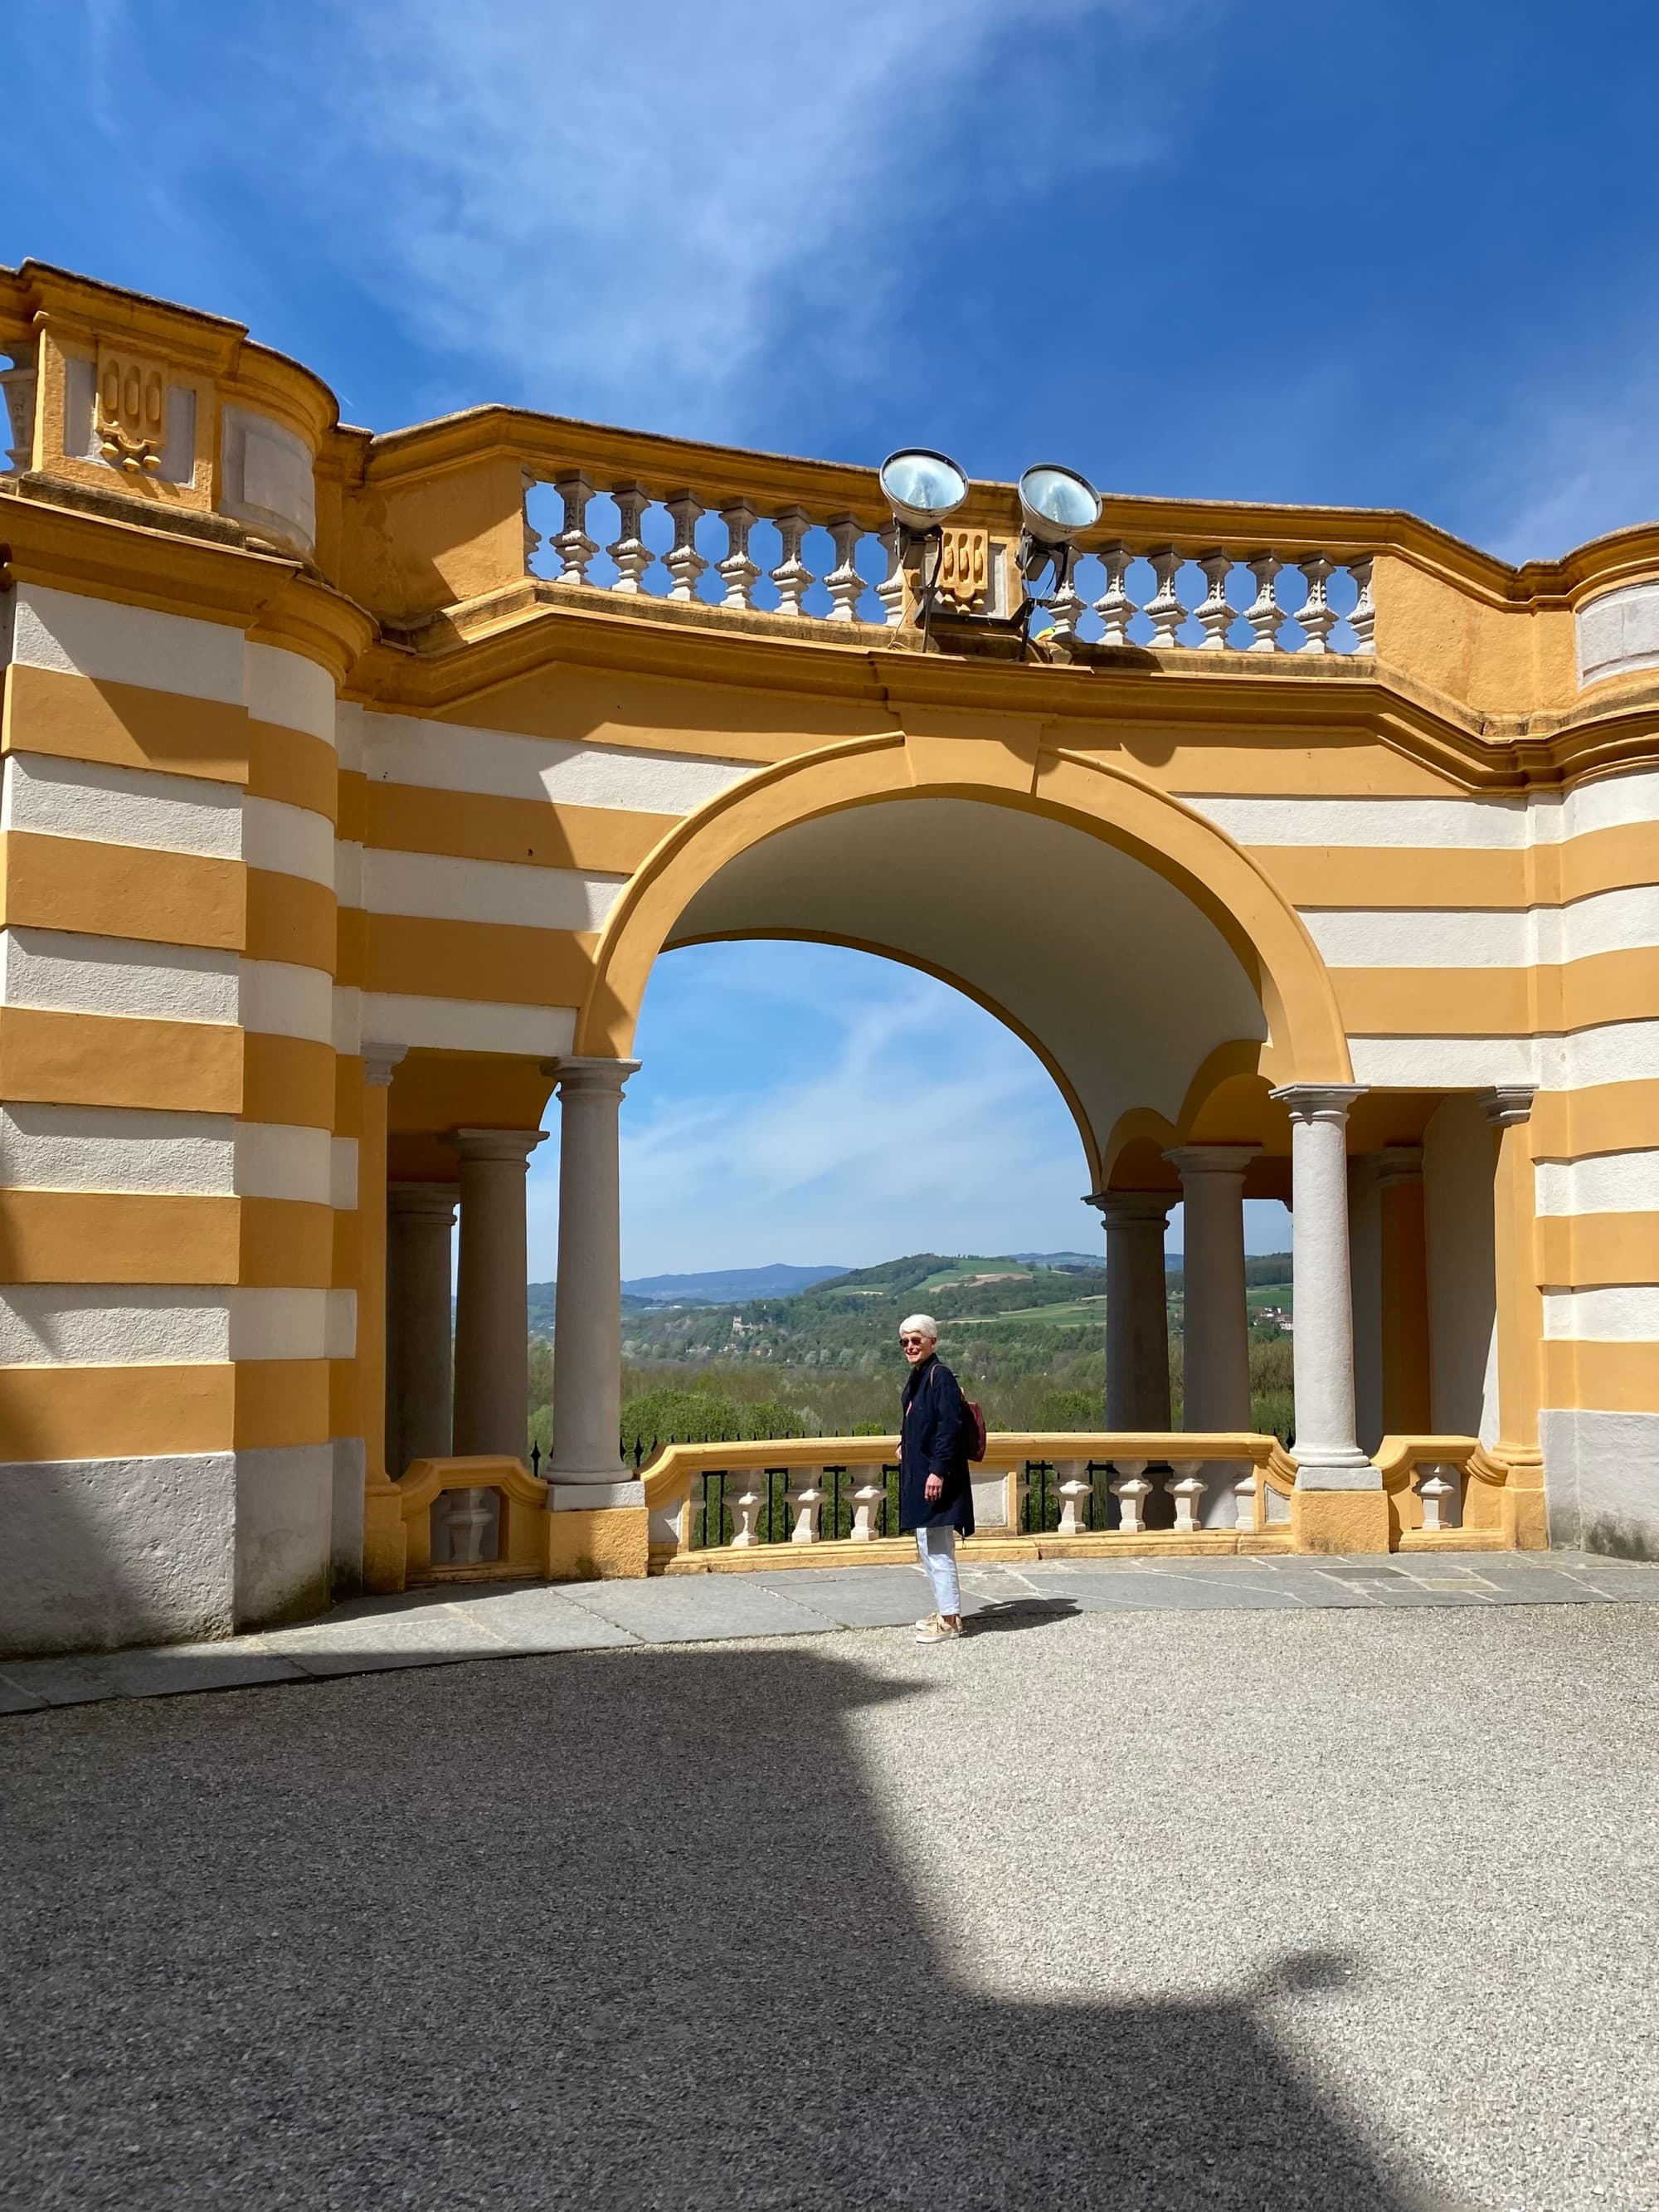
[218,0,1187,432]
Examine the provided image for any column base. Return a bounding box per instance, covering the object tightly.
[547,1500,649,1582]
[1291,1485,1390,1555]
[548,1478,645,1511]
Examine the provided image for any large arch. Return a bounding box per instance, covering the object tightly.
[578,728,1352,1175]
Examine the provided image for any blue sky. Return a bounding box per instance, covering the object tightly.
[11,1,1658,1274]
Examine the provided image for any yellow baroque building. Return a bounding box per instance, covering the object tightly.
[2,261,1658,1654]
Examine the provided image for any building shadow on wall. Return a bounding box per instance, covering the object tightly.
[2,1645,1462,2210]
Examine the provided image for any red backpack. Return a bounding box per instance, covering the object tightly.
[961,1397,987,1464]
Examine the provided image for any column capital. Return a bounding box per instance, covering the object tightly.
[1084,1189,1175,1230]
[542,1055,642,1099]
[1374,1144,1424,1188]
[1269,1083,1367,1125]
[1163,1143,1261,1177]
[445,1128,549,1166]
[362,1042,407,1088]
[1482,1085,1535,1128]
[388,1181,460,1220]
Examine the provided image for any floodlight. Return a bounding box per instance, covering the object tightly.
[879,448,969,531]
[1018,463,1101,545]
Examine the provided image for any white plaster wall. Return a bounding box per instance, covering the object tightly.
[1577,582,1659,688]
[234,1443,333,1627]
[330,1435,367,1597]
[1423,1097,1500,1443]
[1540,1408,1659,1557]
[10,582,244,701]
[0,1104,236,1194]
[357,992,575,1057]
[362,847,625,929]
[0,928,237,1025]
[2,751,242,855]
[0,1453,236,1654]
[362,711,752,809]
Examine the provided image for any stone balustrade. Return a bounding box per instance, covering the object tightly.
[519,467,1379,655]
[523,471,903,628]
[1043,543,1375,659]
[641,1431,1309,1566]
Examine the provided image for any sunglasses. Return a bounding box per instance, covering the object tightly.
[898,1335,930,1347]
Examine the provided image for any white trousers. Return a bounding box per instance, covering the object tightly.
[916,1525,961,1615]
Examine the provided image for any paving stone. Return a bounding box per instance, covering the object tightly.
[557,1576,839,1642]
[256,1605,525,1678]
[749,1566,937,1629]
[83,1643,314,1698]
[0,1673,51,1714]
[442,1587,638,1652]
[0,1656,121,1708]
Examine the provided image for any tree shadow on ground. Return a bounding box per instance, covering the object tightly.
[0,1644,1462,2210]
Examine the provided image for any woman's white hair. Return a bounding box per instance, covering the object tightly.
[898,1313,939,1342]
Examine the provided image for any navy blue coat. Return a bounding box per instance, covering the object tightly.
[899,1354,975,1535]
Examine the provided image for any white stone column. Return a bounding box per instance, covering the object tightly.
[547,1057,641,1503]
[386,1183,457,1479]
[1270,1085,1377,1487]
[1164,1146,1258,1432]
[448,1129,547,1463]
[1085,1191,1174,1429]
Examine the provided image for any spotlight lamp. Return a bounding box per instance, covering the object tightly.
[1017,462,1101,595]
[878,447,970,645]
[878,447,970,533]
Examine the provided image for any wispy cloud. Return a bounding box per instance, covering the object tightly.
[184,0,1194,434]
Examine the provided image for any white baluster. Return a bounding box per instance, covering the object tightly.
[550,473,597,586]
[1094,541,1137,646]
[1243,552,1285,653]
[825,515,864,621]
[785,1469,824,1543]
[521,469,541,573]
[849,1469,886,1542]
[1294,553,1338,655]
[1350,555,1376,655]
[1044,578,1085,662]
[664,493,708,602]
[1055,1460,1092,1536]
[770,505,811,617]
[608,483,653,594]
[876,525,907,629]
[1194,549,1235,650]
[1416,1465,1456,1532]
[1168,1462,1207,1534]
[1110,1459,1151,1534]
[728,1468,766,1548]
[448,1486,494,1564]
[718,501,761,610]
[1145,546,1188,648]
[1011,1464,1031,1533]
[2,362,37,472]
[1233,1468,1260,1534]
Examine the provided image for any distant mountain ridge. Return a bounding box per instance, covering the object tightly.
[623,1263,850,1303]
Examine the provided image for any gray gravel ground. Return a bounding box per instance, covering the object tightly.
[4,1601,1657,2210]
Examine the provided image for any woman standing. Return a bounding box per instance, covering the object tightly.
[898,1313,975,1643]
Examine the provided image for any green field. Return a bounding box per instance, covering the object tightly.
[955,1295,1107,1326]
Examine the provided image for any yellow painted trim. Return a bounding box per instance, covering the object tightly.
[1537,1211,1659,1286]
[1559,821,1659,904]
[1541,1341,1659,1413]
[242,1033,336,1128]
[1531,1083,1659,1160]
[1097,1107,1182,1189]
[367,781,677,876]
[245,867,336,971]
[1289,1487,1391,1553]
[240,1197,335,1289]
[0,1363,232,1459]
[335,905,367,987]
[0,1191,235,1283]
[337,767,367,845]
[0,831,244,949]
[365,914,596,1008]
[2,664,249,784]
[547,1504,649,1582]
[246,719,338,821]
[234,1358,332,1447]
[1266,846,1533,911]
[0,1006,242,1113]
